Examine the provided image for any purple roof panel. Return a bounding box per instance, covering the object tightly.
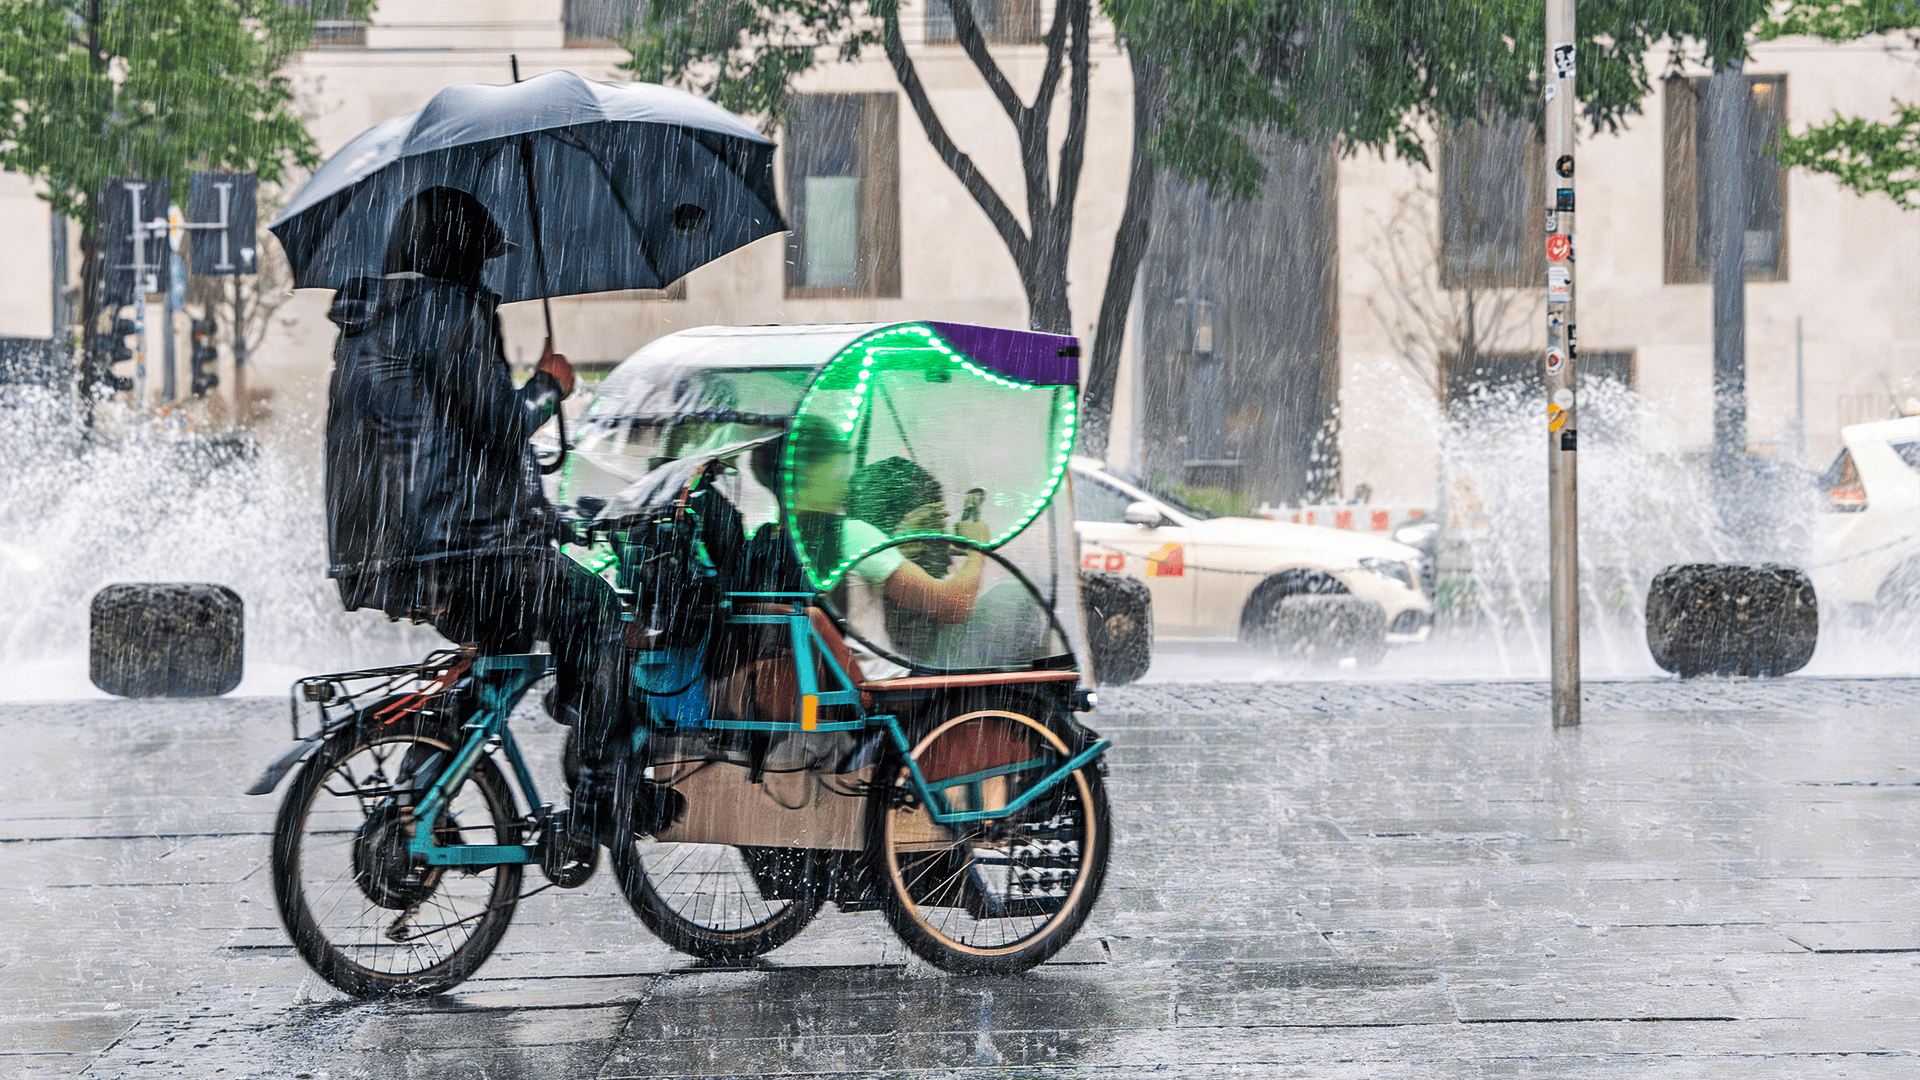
[926,322,1079,387]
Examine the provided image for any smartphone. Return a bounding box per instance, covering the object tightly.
[961,488,986,523]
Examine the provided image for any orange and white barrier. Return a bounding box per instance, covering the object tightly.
[1256,504,1432,535]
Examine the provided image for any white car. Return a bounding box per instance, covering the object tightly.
[1810,413,1920,616]
[1068,458,1434,646]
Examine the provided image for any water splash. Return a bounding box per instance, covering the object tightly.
[0,386,434,700]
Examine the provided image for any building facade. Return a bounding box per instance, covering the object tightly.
[2,11,1917,514]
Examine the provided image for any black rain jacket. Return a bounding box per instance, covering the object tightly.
[323,274,562,610]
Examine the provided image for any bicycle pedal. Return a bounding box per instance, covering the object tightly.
[537,812,599,889]
[631,781,687,837]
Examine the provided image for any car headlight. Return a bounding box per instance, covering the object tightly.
[1360,556,1417,591]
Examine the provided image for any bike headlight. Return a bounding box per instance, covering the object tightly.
[1360,556,1416,591]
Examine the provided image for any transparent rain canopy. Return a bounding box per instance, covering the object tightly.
[563,324,875,495]
[781,325,1077,590]
[564,321,1087,675]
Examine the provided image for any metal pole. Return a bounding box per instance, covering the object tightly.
[50,213,67,342]
[161,275,176,403]
[1545,0,1580,727]
[1707,61,1748,470]
[1795,315,1805,461]
[127,182,147,410]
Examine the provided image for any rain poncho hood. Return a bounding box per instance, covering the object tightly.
[323,274,561,607]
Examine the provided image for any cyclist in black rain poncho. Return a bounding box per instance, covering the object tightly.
[322,186,626,849]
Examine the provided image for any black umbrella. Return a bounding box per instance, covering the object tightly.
[269,71,786,306]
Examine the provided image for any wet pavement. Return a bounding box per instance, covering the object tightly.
[6,677,1920,1077]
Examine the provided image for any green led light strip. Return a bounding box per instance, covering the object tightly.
[782,323,1078,591]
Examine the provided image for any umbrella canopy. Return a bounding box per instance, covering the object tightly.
[270,71,785,302]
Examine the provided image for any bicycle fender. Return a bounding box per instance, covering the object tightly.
[246,739,318,796]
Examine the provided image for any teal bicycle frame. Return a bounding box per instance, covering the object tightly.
[406,593,1108,868]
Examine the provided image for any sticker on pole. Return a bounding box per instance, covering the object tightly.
[1548,266,1570,297]
[1548,402,1569,432]
[1547,234,1571,262]
[1552,43,1576,81]
[1546,348,1566,375]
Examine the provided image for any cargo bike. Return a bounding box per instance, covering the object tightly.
[256,322,1112,997]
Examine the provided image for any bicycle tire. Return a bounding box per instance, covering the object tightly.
[271,707,523,998]
[608,831,825,962]
[867,692,1111,974]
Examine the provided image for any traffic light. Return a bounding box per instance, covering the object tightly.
[88,317,137,393]
[189,314,219,396]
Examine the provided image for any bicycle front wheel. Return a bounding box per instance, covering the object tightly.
[270,712,523,997]
[868,694,1111,974]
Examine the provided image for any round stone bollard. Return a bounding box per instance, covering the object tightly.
[1645,564,1817,679]
[1271,594,1387,666]
[89,583,244,697]
[1080,569,1153,686]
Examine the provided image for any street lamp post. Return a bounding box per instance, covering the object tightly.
[1545,0,1581,727]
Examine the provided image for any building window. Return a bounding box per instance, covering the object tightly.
[784,93,901,298]
[1663,74,1788,284]
[292,0,366,46]
[1438,116,1545,290]
[925,0,1041,44]
[564,0,640,46]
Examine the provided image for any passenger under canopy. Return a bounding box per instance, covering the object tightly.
[781,323,1078,590]
[565,320,1085,676]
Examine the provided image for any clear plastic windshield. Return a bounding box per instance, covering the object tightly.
[780,325,1077,591]
[829,505,1081,673]
[568,365,813,488]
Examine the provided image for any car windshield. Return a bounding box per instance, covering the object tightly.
[1143,483,1218,521]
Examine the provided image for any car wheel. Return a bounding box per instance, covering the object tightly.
[1080,570,1152,686]
[1242,570,1385,666]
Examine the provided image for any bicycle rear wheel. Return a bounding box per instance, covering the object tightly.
[868,693,1111,974]
[609,836,824,962]
[270,709,523,997]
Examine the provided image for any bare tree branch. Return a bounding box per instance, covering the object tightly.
[1361,178,1535,404]
[880,2,1031,261]
[1082,51,1165,457]
[947,0,1026,126]
[1053,0,1091,224]
[1026,0,1072,138]
[1016,0,1076,232]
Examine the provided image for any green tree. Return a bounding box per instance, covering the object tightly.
[629,0,1093,339]
[1085,0,1737,455]
[0,0,365,398]
[625,0,1751,456]
[1762,2,1920,204]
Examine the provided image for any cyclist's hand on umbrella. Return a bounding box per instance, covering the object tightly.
[955,519,989,544]
[536,338,575,397]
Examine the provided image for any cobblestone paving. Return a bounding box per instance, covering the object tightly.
[4,681,1919,1077]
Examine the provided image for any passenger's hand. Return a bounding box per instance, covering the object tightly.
[897,503,949,535]
[536,337,576,398]
[955,519,989,544]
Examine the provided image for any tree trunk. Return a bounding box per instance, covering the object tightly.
[76,226,104,423]
[1706,61,1747,466]
[1021,245,1074,335]
[880,0,1089,344]
[1080,50,1166,461]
